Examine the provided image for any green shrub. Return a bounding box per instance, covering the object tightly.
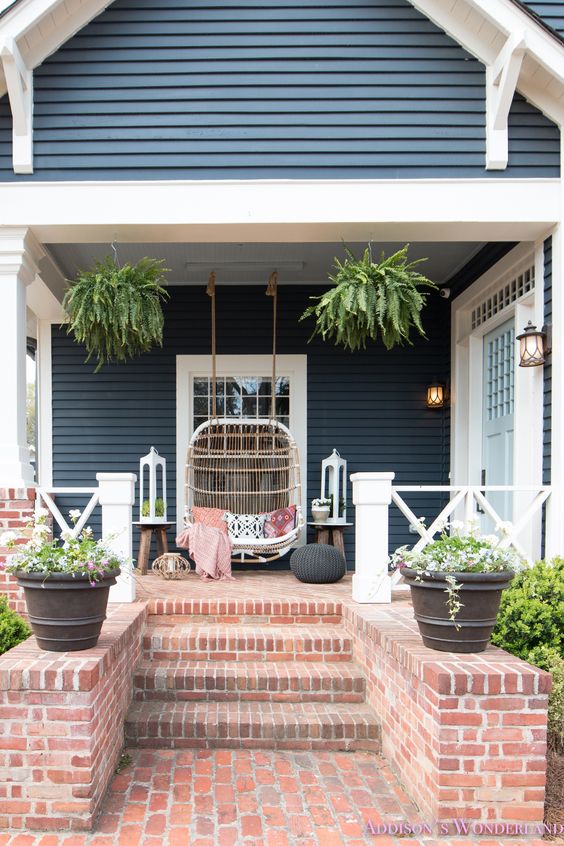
[546,653,564,749]
[491,558,564,659]
[0,594,30,656]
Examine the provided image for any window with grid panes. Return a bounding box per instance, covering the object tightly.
[192,376,290,432]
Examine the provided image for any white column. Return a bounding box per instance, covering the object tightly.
[96,472,137,603]
[351,472,394,603]
[0,229,41,487]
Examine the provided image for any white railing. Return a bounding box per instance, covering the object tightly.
[34,473,137,602]
[351,473,552,604]
[392,485,551,561]
[36,487,100,538]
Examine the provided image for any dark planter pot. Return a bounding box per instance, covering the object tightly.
[402,568,514,653]
[15,569,120,652]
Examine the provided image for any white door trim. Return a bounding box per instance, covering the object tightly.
[175,354,307,539]
[451,242,544,549]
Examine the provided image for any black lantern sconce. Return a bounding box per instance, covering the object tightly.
[426,384,446,408]
[517,321,552,368]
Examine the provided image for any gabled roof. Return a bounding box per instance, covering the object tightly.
[0,0,562,174]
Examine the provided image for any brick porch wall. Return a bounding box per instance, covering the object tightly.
[0,487,36,615]
[0,603,147,831]
[343,601,551,831]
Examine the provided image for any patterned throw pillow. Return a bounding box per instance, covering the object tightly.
[224,512,266,540]
[192,506,228,534]
[263,506,297,539]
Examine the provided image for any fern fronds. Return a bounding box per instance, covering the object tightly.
[62,256,170,372]
[300,244,437,351]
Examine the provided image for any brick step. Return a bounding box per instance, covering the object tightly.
[125,700,381,752]
[143,624,353,662]
[148,612,342,625]
[147,598,342,622]
[133,659,366,703]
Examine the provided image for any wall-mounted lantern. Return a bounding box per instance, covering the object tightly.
[517,321,552,368]
[426,384,446,408]
[321,449,347,525]
[139,447,167,523]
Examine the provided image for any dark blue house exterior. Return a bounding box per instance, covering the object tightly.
[0,0,562,569]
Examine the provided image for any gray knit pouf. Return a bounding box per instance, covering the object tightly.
[290,543,346,584]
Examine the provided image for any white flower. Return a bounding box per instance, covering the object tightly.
[449,519,465,534]
[83,526,93,537]
[35,507,50,518]
[69,509,82,522]
[483,534,500,546]
[61,529,73,541]
[0,531,17,547]
[496,520,513,535]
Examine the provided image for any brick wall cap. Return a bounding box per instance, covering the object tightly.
[0,603,147,692]
[342,601,552,695]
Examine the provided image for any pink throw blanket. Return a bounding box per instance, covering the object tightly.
[176,523,234,581]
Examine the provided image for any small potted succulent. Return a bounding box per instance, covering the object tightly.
[311,498,332,524]
[0,509,123,652]
[390,520,521,653]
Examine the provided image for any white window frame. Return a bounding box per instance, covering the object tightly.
[176,354,307,538]
[451,242,545,550]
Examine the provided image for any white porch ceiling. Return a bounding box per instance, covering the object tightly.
[45,240,486,289]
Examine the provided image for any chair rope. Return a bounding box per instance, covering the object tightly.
[206,271,217,419]
[265,271,278,422]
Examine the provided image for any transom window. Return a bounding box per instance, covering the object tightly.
[192,376,290,431]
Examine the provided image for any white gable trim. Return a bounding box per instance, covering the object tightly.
[0,0,562,175]
[0,0,112,172]
[411,0,564,167]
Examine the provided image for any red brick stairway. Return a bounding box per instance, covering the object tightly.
[125,598,380,752]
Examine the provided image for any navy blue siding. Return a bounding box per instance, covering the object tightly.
[0,0,560,180]
[543,237,552,487]
[519,2,564,35]
[51,285,451,567]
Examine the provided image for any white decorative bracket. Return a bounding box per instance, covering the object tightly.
[0,37,33,174]
[486,32,527,170]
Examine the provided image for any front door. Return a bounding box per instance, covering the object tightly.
[482,319,515,524]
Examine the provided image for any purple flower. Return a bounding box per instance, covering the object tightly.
[89,580,96,587]
[87,561,95,571]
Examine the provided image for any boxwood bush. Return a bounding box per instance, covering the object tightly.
[491,557,564,660]
[492,558,564,749]
[0,593,30,656]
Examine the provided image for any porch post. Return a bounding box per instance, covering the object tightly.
[546,220,564,559]
[96,472,137,603]
[351,472,394,603]
[0,229,40,487]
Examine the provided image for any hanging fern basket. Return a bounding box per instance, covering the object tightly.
[62,256,170,372]
[300,244,437,351]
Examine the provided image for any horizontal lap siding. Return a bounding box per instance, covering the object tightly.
[51,284,451,567]
[0,0,559,180]
[543,237,552,487]
[519,2,564,35]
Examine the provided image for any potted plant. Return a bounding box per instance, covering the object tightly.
[62,255,169,372]
[311,498,331,523]
[0,510,123,652]
[390,520,521,653]
[141,497,166,521]
[300,244,437,351]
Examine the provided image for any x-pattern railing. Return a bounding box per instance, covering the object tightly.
[391,485,551,579]
[36,487,100,538]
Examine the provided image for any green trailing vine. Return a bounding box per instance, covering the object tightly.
[300,244,437,351]
[62,256,170,372]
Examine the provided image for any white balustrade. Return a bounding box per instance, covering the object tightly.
[36,473,137,603]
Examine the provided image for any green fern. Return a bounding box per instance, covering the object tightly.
[62,256,170,372]
[300,244,437,351]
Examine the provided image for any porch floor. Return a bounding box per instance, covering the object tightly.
[134,570,411,610]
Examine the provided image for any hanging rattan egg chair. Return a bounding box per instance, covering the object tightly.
[184,273,304,563]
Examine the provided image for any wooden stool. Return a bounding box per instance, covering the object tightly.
[133,522,174,575]
[307,522,353,565]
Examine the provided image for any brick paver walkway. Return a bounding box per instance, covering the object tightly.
[0,748,549,846]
